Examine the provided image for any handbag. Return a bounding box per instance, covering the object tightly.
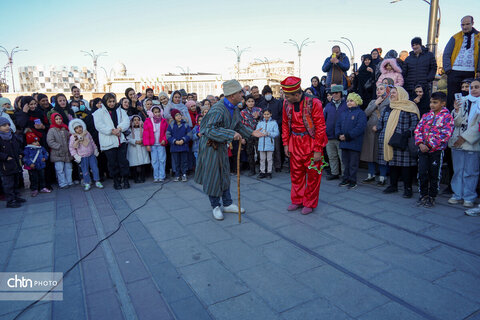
[408,131,418,158]
[388,132,408,150]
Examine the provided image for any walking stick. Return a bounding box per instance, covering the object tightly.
[237,141,242,223]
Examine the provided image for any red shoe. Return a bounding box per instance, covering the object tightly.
[287,204,302,211]
[301,207,313,215]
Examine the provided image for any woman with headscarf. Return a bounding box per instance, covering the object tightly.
[374,86,420,198]
[355,54,375,109]
[370,48,383,70]
[125,87,147,119]
[361,83,390,185]
[165,90,192,127]
[448,78,480,209]
[412,84,430,116]
[310,76,324,100]
[47,93,75,126]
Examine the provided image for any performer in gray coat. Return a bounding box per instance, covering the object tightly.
[194,80,265,220]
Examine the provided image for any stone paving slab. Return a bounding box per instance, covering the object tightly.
[1,170,480,320]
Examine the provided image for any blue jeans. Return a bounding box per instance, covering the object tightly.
[151,145,166,180]
[172,151,188,177]
[367,162,388,176]
[451,149,480,202]
[54,162,73,187]
[80,154,100,184]
[209,188,233,208]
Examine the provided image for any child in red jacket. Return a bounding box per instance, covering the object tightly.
[143,106,168,182]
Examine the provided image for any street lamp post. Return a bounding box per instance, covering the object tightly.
[341,37,356,71]
[226,46,251,80]
[176,66,191,92]
[390,0,441,56]
[284,38,314,79]
[81,50,107,92]
[0,46,27,92]
[255,57,271,85]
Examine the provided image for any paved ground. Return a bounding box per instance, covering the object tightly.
[1,169,480,320]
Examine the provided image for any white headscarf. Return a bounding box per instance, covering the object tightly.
[467,80,480,125]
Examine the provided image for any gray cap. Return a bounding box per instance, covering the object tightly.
[330,84,344,93]
[223,79,243,96]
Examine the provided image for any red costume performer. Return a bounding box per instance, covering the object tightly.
[281,77,328,214]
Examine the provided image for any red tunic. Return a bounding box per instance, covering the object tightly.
[282,95,327,208]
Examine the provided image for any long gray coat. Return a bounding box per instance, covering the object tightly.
[360,98,389,162]
[194,99,253,197]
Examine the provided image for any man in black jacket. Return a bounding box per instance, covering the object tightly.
[403,37,437,99]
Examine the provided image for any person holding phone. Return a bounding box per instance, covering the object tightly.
[322,45,351,88]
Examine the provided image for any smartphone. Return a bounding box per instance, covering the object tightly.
[332,53,337,59]
[454,93,462,102]
[34,119,42,125]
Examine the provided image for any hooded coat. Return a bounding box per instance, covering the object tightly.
[93,104,129,151]
[68,119,97,158]
[126,116,150,166]
[376,58,404,87]
[47,114,72,163]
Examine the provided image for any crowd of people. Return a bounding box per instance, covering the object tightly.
[0,15,479,217]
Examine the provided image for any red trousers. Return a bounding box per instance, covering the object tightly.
[289,134,322,208]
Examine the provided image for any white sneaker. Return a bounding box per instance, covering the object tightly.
[463,200,475,208]
[222,204,245,214]
[465,206,480,217]
[448,197,461,204]
[212,206,224,220]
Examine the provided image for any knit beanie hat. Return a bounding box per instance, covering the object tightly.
[26,132,40,144]
[0,117,10,126]
[411,37,422,46]
[170,108,181,118]
[347,93,363,106]
[185,101,196,108]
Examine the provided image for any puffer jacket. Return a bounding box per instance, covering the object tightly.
[68,118,97,158]
[414,108,454,152]
[448,100,480,151]
[23,145,49,170]
[322,52,350,88]
[47,127,72,162]
[335,106,367,152]
[166,120,192,152]
[93,105,129,151]
[324,99,348,139]
[256,119,279,152]
[376,58,404,87]
[402,46,437,93]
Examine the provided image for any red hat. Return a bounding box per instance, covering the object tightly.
[26,132,39,144]
[281,76,301,93]
[170,108,181,118]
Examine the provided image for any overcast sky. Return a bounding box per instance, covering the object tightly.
[1,0,479,89]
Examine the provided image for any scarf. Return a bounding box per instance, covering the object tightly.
[224,98,236,117]
[383,87,420,162]
[467,93,480,125]
[241,107,257,130]
[49,113,69,130]
[73,130,90,147]
[0,129,12,140]
[464,28,477,50]
[130,115,144,139]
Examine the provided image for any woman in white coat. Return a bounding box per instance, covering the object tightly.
[93,93,130,189]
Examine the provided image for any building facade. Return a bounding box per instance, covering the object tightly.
[18,65,95,93]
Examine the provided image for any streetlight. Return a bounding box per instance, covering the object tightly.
[176,66,191,92]
[254,57,271,85]
[226,46,251,80]
[81,50,107,92]
[391,0,441,57]
[284,38,314,79]
[341,37,356,71]
[0,46,27,92]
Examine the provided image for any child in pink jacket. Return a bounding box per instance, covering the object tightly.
[376,58,404,87]
[143,106,168,182]
[68,118,103,191]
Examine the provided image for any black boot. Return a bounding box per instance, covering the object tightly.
[403,187,413,198]
[140,166,146,183]
[113,176,122,190]
[123,176,130,189]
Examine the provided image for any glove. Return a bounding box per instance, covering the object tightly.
[94,149,99,157]
[74,155,82,163]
